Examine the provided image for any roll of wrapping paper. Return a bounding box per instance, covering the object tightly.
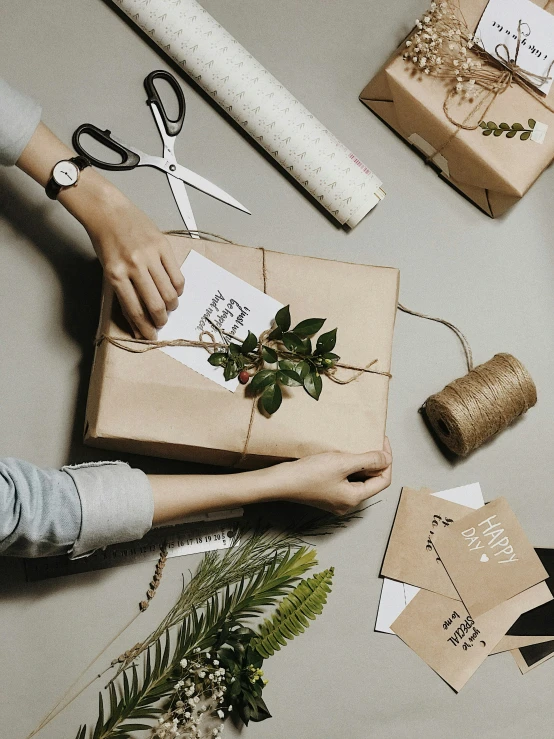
[110,0,385,226]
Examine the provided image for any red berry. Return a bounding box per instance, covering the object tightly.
[238,370,250,385]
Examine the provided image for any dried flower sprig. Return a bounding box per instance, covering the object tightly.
[402,1,482,97]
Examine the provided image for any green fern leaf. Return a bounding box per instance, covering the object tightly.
[251,568,334,658]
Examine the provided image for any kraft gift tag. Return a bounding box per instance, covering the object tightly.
[434,498,548,617]
[381,488,473,598]
[391,582,552,692]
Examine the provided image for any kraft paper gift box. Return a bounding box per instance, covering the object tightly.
[84,235,399,468]
[359,0,554,217]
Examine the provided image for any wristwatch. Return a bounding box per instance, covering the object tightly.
[45,155,91,200]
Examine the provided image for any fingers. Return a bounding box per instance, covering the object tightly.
[131,270,169,329]
[114,279,157,340]
[149,261,180,313]
[160,247,185,296]
[342,446,392,476]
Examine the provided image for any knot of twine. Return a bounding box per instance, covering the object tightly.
[398,306,537,456]
[99,230,390,465]
[412,16,554,163]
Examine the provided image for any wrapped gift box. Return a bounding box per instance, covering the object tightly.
[360,0,554,217]
[85,235,399,468]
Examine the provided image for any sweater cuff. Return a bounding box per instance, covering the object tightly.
[62,461,154,559]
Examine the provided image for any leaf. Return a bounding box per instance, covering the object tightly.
[117,724,155,732]
[303,371,322,400]
[262,346,278,363]
[250,369,276,392]
[278,359,296,371]
[267,327,282,341]
[322,352,340,362]
[296,360,311,378]
[241,331,258,354]
[208,352,227,367]
[499,122,510,130]
[274,305,291,331]
[478,120,488,129]
[251,696,272,722]
[228,342,240,356]
[281,332,304,352]
[224,360,239,382]
[506,130,517,138]
[482,128,493,136]
[529,118,536,129]
[493,128,503,137]
[277,369,303,387]
[251,568,334,657]
[486,121,497,129]
[292,317,326,338]
[520,131,531,140]
[261,383,282,414]
[295,337,312,356]
[316,328,337,354]
[511,122,524,130]
[75,727,87,739]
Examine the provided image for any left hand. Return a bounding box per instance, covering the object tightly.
[83,187,185,340]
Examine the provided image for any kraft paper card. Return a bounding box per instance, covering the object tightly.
[381,488,474,599]
[490,634,554,655]
[376,483,485,634]
[434,498,548,617]
[391,582,552,692]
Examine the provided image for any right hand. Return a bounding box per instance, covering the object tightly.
[273,437,392,515]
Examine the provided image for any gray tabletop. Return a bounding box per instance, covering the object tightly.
[2,1,554,738]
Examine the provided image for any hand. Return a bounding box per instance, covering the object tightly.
[85,189,185,340]
[273,437,392,515]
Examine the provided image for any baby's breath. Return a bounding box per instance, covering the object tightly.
[402,1,481,97]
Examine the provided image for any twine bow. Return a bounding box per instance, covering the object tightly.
[442,20,554,131]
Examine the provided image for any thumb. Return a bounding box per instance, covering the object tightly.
[343,448,392,476]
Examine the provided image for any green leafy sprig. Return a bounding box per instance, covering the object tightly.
[74,543,332,738]
[479,118,536,140]
[208,306,339,415]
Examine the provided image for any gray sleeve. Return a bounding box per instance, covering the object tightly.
[0,458,154,558]
[0,77,42,166]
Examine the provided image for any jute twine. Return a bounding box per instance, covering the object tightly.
[398,305,537,456]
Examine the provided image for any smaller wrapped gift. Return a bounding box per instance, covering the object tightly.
[84,235,399,468]
[360,0,554,217]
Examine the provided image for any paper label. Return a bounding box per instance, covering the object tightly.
[157,250,282,390]
[475,0,554,95]
[530,120,548,143]
[391,583,552,692]
[434,498,548,617]
[380,488,474,599]
[376,484,485,634]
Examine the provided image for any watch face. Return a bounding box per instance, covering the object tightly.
[52,160,79,187]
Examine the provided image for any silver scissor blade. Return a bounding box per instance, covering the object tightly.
[167,174,200,238]
[169,162,251,215]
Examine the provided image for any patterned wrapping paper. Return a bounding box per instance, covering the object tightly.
[111,0,385,226]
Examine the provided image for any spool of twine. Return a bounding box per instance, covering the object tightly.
[398,306,537,456]
[425,353,537,456]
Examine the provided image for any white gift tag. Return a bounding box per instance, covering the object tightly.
[158,251,283,391]
[475,0,554,95]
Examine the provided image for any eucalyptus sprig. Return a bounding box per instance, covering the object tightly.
[208,306,340,415]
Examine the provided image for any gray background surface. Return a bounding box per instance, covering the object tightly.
[1,0,553,737]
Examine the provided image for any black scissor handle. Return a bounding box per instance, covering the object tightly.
[72,123,141,171]
[144,70,186,137]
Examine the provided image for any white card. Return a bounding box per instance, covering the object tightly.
[375,484,485,634]
[475,0,554,95]
[157,251,283,390]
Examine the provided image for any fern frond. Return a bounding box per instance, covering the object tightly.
[251,568,334,658]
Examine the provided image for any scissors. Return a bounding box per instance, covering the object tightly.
[72,70,250,238]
